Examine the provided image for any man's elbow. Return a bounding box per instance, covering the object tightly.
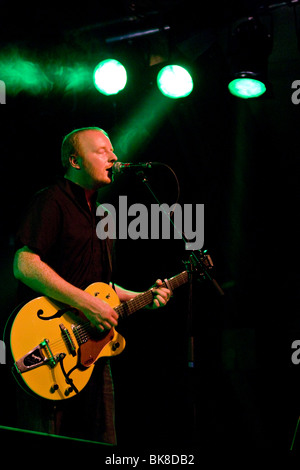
[13,251,25,281]
[13,247,38,281]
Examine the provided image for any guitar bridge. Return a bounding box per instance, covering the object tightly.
[14,339,57,374]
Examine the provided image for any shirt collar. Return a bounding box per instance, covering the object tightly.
[57,176,98,212]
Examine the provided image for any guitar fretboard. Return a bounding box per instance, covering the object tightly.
[115,271,189,319]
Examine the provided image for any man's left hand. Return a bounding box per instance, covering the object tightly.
[150,279,172,308]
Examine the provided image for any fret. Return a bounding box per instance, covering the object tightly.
[115,271,188,320]
[167,271,188,291]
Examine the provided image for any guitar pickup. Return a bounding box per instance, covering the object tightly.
[60,323,76,357]
[14,339,56,374]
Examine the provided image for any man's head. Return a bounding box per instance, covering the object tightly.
[61,127,117,190]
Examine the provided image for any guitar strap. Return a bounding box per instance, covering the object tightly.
[98,204,114,282]
[105,238,113,274]
[105,237,116,293]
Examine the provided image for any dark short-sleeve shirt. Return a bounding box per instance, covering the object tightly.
[16,177,112,301]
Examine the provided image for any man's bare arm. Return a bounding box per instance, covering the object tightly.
[13,246,118,331]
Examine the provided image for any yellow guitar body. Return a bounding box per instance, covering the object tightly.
[10,283,125,401]
[9,267,199,401]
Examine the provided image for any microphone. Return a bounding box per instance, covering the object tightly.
[112,161,155,174]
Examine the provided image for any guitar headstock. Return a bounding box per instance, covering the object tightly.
[183,249,224,295]
[183,249,214,279]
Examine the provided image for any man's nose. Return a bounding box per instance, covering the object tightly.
[110,151,118,162]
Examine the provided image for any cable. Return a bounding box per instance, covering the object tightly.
[58,353,79,395]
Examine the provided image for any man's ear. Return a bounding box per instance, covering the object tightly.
[69,155,81,170]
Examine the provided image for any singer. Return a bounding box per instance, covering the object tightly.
[12,126,171,444]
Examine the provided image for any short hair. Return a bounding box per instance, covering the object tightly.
[61,126,108,171]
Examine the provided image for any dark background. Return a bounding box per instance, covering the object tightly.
[0,0,299,456]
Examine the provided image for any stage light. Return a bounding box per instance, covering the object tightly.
[228,17,272,99]
[228,75,266,99]
[156,65,193,99]
[93,59,127,95]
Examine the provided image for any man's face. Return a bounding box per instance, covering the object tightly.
[76,130,117,189]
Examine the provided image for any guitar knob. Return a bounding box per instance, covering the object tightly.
[50,384,59,393]
[112,342,120,351]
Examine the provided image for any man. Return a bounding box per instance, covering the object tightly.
[13,126,171,444]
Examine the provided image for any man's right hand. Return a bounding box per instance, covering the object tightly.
[80,295,119,332]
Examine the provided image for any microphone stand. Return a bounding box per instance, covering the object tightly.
[135,169,224,445]
[135,169,224,296]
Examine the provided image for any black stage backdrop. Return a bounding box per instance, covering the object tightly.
[0,1,299,456]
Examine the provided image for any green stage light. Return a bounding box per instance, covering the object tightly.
[228,18,271,99]
[228,77,266,99]
[93,59,127,95]
[157,65,193,99]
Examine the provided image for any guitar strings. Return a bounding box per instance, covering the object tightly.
[45,319,98,351]
[41,299,142,356]
[38,272,188,356]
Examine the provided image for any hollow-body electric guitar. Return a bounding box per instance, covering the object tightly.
[9,270,193,401]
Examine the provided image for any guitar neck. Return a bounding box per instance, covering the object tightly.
[115,271,189,320]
